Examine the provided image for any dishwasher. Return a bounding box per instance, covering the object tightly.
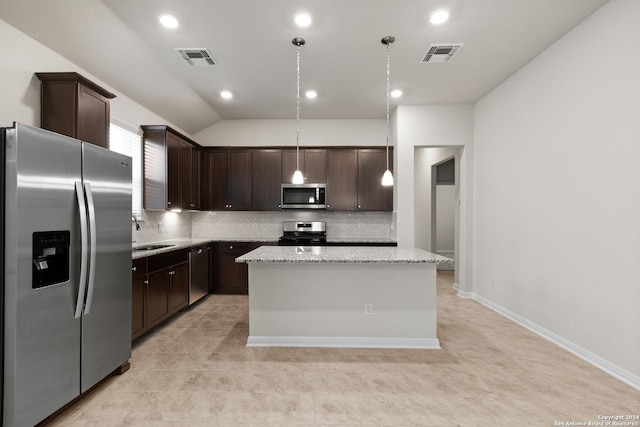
[189,245,210,305]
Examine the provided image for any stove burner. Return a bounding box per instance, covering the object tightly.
[278,221,327,246]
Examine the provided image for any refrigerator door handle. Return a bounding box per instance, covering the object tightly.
[83,182,97,315]
[74,182,89,319]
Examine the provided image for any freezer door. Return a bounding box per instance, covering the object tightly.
[80,142,132,392]
[2,124,82,427]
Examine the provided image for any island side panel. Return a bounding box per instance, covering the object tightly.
[247,262,438,348]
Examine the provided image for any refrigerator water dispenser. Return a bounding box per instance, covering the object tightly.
[32,231,70,289]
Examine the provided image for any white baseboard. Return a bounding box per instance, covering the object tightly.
[463,291,640,391]
[456,289,475,299]
[247,336,441,350]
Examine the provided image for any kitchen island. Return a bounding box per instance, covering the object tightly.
[236,246,452,349]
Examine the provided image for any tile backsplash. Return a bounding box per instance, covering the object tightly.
[132,209,393,243]
[131,210,192,244]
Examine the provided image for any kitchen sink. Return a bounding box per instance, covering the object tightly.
[133,244,175,251]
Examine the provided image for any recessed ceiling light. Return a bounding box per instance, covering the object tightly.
[390,89,403,98]
[305,90,318,99]
[294,12,313,28]
[158,13,180,29]
[429,9,450,25]
[220,90,233,99]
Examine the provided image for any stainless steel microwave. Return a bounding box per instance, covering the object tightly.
[281,183,327,209]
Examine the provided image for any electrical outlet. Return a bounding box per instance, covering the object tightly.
[364,303,373,316]
[252,222,257,229]
[358,223,363,229]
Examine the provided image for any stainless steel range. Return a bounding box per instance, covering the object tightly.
[278,221,327,246]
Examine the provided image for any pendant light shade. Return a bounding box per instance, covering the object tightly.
[382,169,394,186]
[292,37,305,184]
[292,169,304,184]
[381,36,395,187]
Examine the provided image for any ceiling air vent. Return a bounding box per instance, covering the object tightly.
[175,48,216,66]
[421,43,464,63]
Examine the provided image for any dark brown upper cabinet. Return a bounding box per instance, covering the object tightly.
[141,125,200,211]
[203,146,393,212]
[326,149,358,211]
[282,148,327,184]
[227,150,252,210]
[202,150,228,210]
[189,146,202,210]
[202,149,251,211]
[179,140,201,210]
[357,148,393,211]
[252,149,282,210]
[36,72,116,148]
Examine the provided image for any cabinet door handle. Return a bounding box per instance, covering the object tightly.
[167,201,172,206]
[229,245,233,249]
[358,205,361,209]
[132,266,137,272]
[143,280,149,285]
[169,270,176,276]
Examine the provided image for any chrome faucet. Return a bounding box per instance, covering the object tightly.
[132,216,141,231]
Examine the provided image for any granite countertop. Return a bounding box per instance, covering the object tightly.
[131,237,397,259]
[131,237,278,259]
[236,246,453,264]
[326,237,397,244]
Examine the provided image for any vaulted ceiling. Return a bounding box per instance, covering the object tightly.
[0,0,609,134]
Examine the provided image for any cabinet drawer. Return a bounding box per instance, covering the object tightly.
[132,258,148,278]
[148,248,189,273]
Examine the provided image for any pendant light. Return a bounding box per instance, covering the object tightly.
[291,37,305,184]
[381,36,395,187]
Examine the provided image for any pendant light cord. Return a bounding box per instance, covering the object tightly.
[296,43,301,171]
[385,41,391,171]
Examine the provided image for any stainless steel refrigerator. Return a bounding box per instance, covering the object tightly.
[1,123,132,426]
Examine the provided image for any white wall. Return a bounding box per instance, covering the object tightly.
[194,119,386,147]
[395,105,474,292]
[436,185,456,253]
[414,147,458,251]
[0,18,192,137]
[473,0,640,382]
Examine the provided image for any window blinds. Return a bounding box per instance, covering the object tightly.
[109,120,143,218]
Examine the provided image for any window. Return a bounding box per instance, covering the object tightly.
[109,120,143,218]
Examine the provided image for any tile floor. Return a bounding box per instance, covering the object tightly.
[44,272,639,426]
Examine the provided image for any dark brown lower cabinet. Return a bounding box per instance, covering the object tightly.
[212,241,271,295]
[146,268,171,330]
[169,262,189,313]
[131,258,148,342]
[132,249,190,342]
[214,242,251,295]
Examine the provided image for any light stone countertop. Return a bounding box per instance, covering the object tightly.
[236,245,453,264]
[326,238,397,244]
[131,237,397,259]
[131,237,278,259]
